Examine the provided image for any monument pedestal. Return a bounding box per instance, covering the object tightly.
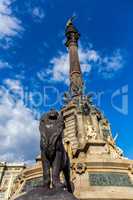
[72,156,133,200]
[14,188,78,200]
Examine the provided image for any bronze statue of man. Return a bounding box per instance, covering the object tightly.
[39,109,72,193]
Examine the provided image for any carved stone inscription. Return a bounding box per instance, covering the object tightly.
[89,172,133,187]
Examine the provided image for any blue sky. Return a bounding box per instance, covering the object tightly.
[0,0,132,163]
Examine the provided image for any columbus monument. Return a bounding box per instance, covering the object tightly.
[10,18,133,200]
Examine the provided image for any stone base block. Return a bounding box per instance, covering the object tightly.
[14,188,78,200]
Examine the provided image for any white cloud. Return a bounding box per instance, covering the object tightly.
[47,45,124,84]
[0,37,13,49]
[49,52,69,84]
[0,0,23,38]
[4,79,22,90]
[49,46,97,84]
[37,70,49,82]
[0,60,11,69]
[0,79,39,163]
[32,7,45,22]
[99,50,124,79]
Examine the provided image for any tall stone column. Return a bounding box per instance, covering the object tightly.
[65,19,83,97]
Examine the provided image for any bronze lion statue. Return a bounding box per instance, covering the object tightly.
[39,109,72,193]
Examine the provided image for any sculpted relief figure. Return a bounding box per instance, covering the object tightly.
[99,118,112,140]
[85,120,97,140]
[39,109,72,193]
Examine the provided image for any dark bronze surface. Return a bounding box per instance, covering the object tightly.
[39,109,72,193]
[14,109,78,199]
[15,188,78,200]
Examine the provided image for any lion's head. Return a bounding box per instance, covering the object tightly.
[39,109,64,157]
[47,109,59,121]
